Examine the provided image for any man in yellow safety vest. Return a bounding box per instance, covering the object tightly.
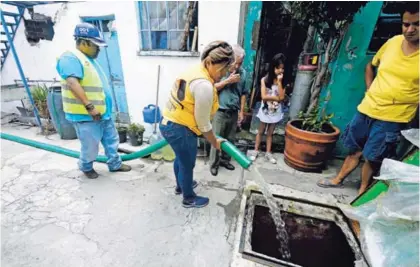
[56,23,131,179]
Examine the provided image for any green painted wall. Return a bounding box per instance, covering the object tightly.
[320,1,384,157]
[242,1,262,98]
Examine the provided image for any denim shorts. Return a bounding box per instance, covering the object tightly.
[342,111,406,162]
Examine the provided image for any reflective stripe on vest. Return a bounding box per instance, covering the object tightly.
[162,64,219,136]
[58,49,106,115]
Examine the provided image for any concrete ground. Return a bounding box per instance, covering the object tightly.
[1,123,360,267]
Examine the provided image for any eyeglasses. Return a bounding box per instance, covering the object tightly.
[403,21,419,27]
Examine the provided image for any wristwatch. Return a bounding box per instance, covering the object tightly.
[85,103,95,112]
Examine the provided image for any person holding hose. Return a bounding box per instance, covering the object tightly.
[160,41,235,208]
[56,23,131,179]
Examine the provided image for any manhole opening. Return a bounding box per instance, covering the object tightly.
[251,205,356,267]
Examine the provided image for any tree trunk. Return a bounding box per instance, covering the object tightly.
[180,1,196,51]
[306,36,333,114]
[302,25,315,53]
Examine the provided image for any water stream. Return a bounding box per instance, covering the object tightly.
[249,166,291,259]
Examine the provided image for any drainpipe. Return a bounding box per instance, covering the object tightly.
[0,10,44,132]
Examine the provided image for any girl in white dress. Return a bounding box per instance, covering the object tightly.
[249,54,286,164]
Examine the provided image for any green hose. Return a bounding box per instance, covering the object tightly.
[1,132,252,169]
[0,132,167,163]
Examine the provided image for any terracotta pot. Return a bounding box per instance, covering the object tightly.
[284,120,340,172]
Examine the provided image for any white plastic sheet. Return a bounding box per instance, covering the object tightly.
[338,159,419,267]
[401,128,419,148]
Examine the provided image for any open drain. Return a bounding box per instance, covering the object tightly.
[239,191,367,267]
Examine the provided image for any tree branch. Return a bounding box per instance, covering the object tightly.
[180,1,196,51]
[307,35,334,114]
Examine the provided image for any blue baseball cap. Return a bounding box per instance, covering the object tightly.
[74,22,107,47]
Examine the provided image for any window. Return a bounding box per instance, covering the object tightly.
[367,13,401,53]
[88,20,111,33]
[82,15,115,33]
[138,1,198,51]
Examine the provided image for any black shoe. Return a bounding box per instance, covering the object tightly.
[220,161,235,171]
[182,196,209,208]
[83,169,99,179]
[210,166,218,176]
[111,164,132,172]
[175,180,198,195]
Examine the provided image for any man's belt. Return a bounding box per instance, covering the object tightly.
[218,109,237,114]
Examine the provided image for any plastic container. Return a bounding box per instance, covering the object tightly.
[150,132,175,161]
[288,66,317,120]
[47,86,77,140]
[143,104,161,124]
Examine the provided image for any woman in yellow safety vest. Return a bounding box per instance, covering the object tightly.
[160,41,235,208]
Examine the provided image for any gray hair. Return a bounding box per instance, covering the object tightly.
[232,44,245,58]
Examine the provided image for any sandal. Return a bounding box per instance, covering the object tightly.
[317,179,344,188]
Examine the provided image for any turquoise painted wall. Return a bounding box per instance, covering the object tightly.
[242,1,262,100]
[320,1,384,157]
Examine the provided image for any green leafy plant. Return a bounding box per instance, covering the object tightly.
[31,84,49,118]
[127,123,145,135]
[31,84,48,103]
[298,105,334,133]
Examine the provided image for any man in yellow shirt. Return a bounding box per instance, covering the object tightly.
[318,3,419,195]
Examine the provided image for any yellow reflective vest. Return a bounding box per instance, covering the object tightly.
[163,64,219,136]
[59,49,106,115]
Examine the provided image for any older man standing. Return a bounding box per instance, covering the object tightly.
[210,45,248,176]
[317,3,419,195]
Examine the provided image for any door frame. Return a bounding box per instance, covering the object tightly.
[80,15,130,123]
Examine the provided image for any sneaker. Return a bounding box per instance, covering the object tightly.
[83,169,99,179]
[248,150,259,161]
[265,153,277,164]
[175,180,198,195]
[182,196,209,208]
[111,164,132,172]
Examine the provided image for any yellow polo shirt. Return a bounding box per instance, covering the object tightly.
[358,35,419,123]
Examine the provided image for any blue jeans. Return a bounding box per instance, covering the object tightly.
[160,120,197,199]
[73,119,122,172]
[342,111,406,162]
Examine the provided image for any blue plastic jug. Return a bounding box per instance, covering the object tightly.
[143,104,161,124]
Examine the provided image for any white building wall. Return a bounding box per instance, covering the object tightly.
[1,1,241,133]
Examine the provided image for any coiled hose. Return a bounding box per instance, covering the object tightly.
[1,132,252,169]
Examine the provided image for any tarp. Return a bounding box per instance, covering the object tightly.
[338,158,419,267]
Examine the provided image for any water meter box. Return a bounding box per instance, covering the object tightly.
[239,192,368,267]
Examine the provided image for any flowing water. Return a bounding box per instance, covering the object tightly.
[249,166,291,259]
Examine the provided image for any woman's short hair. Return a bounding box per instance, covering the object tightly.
[201,41,235,69]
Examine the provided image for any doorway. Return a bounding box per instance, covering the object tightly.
[81,15,130,123]
[249,1,307,134]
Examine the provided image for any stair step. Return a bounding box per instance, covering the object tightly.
[1,11,20,18]
[1,22,16,27]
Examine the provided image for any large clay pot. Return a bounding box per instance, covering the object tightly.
[284,120,340,172]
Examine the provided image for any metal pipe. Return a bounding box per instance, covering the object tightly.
[154,65,160,134]
[0,10,44,132]
[14,79,58,83]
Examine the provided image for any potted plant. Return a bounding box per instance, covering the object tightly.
[127,123,145,146]
[31,84,49,119]
[117,125,128,143]
[114,113,127,143]
[284,105,340,172]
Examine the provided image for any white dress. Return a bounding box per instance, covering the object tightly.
[256,84,284,124]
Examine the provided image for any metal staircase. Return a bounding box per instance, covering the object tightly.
[0,5,25,69]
